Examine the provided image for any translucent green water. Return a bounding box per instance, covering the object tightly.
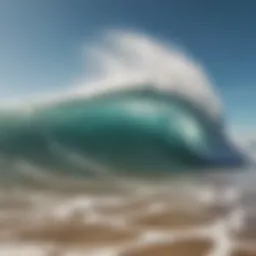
[0,89,245,175]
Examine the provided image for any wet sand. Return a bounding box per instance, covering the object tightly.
[0,172,255,256]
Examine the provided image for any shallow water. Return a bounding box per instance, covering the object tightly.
[0,169,255,256]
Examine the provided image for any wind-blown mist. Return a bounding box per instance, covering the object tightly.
[0,30,247,179]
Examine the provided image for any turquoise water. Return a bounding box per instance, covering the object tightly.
[0,88,246,177]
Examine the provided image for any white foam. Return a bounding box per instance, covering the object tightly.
[0,243,53,256]
[0,175,252,256]
[0,30,221,121]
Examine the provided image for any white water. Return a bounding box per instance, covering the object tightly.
[0,171,254,256]
[0,30,221,122]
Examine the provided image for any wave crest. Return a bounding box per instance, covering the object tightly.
[1,30,221,122]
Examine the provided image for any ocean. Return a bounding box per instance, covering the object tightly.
[0,30,254,256]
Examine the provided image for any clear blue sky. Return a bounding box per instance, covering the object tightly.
[0,0,255,135]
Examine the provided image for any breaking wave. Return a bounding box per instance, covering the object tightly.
[0,29,255,256]
[0,30,247,181]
